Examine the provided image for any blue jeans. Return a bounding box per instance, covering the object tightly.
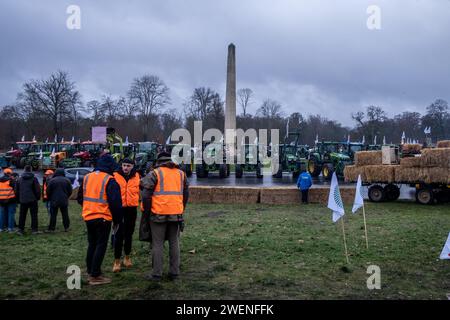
[0,203,17,231]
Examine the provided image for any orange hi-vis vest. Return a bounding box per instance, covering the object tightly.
[0,180,15,200]
[82,171,113,221]
[113,172,140,207]
[151,167,185,215]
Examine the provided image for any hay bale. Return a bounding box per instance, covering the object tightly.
[364,165,397,183]
[395,167,450,184]
[260,187,298,205]
[437,140,450,148]
[343,165,366,182]
[188,186,213,203]
[402,144,422,154]
[420,148,450,168]
[354,151,382,166]
[210,187,259,204]
[400,156,422,167]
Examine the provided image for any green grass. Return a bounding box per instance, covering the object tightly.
[0,201,449,300]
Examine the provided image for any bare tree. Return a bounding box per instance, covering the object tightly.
[128,75,170,140]
[184,87,217,120]
[237,88,253,116]
[257,99,283,118]
[86,100,103,124]
[18,71,81,136]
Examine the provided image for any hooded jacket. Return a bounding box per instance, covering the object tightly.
[0,175,16,205]
[140,160,189,222]
[46,169,73,207]
[15,172,41,204]
[77,154,123,224]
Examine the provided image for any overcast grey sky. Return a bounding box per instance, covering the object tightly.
[1,0,449,126]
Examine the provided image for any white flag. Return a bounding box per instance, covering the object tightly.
[21,135,25,142]
[254,136,258,144]
[352,174,364,213]
[347,134,350,144]
[373,135,377,145]
[315,134,319,144]
[165,136,171,145]
[71,136,75,143]
[39,150,43,160]
[54,135,57,143]
[72,171,80,189]
[32,136,36,142]
[51,148,56,157]
[401,132,405,145]
[328,172,345,223]
[361,136,365,144]
[440,232,450,260]
[383,136,386,145]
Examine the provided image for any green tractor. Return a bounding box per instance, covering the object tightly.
[195,140,230,178]
[165,143,194,177]
[307,141,353,180]
[42,141,81,169]
[271,131,308,179]
[235,143,264,178]
[24,143,54,171]
[134,142,162,175]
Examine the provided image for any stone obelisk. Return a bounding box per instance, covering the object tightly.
[224,43,236,149]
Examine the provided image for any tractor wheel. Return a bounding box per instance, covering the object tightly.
[384,184,400,201]
[185,162,193,177]
[19,158,26,169]
[416,188,434,205]
[256,163,263,178]
[308,158,322,177]
[235,164,243,178]
[219,164,227,178]
[273,167,282,178]
[196,164,207,178]
[368,185,385,203]
[322,164,334,181]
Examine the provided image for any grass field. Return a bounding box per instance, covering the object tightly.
[0,201,449,300]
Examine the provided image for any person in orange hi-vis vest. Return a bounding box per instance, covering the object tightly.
[0,168,17,232]
[140,151,189,281]
[42,170,54,217]
[77,154,123,286]
[111,158,140,273]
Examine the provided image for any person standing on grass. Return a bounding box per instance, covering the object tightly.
[45,168,73,233]
[140,151,189,281]
[297,170,312,204]
[0,168,17,233]
[15,165,41,235]
[112,158,140,273]
[77,154,122,286]
[42,170,54,217]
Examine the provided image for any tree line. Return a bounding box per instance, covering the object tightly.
[0,71,449,150]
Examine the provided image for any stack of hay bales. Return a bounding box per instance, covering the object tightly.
[344,150,396,183]
[395,143,450,184]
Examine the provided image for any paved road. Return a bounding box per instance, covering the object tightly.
[4,168,416,200]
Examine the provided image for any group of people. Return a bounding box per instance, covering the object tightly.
[77,151,189,285]
[0,150,190,286]
[0,166,73,234]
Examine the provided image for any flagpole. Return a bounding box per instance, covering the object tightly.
[341,218,349,264]
[362,204,369,249]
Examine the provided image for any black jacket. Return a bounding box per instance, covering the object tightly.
[46,170,73,207]
[15,172,41,204]
[0,175,16,205]
[77,154,123,224]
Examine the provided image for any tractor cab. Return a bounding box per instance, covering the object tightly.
[307,141,351,180]
[135,142,162,175]
[112,142,135,163]
[5,141,37,168]
[73,141,105,167]
[347,143,365,161]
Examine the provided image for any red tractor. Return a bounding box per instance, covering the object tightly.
[72,141,105,167]
[6,141,38,168]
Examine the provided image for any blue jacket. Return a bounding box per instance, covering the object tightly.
[297,172,312,190]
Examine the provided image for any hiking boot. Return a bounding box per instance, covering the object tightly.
[112,259,121,273]
[16,230,24,236]
[123,256,132,268]
[32,230,43,235]
[88,275,112,286]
